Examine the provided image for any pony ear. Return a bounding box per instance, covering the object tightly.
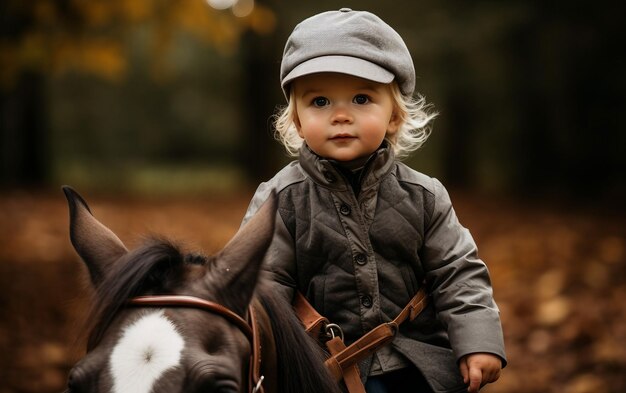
[63,186,128,287]
[210,193,277,314]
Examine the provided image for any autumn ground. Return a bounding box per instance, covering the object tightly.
[0,188,624,393]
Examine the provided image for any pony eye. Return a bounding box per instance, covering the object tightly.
[216,386,238,393]
[192,378,239,393]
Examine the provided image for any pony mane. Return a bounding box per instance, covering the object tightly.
[85,237,191,350]
[82,236,342,392]
[256,281,343,393]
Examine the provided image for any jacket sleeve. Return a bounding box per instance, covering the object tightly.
[242,184,297,304]
[420,178,507,366]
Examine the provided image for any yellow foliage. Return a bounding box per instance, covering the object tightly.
[18,32,47,69]
[169,1,242,52]
[33,0,57,26]
[79,40,127,81]
[117,0,154,23]
[245,4,276,35]
[0,0,276,84]
[48,38,126,81]
[71,0,114,28]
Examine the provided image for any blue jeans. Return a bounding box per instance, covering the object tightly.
[365,376,389,393]
[364,367,434,393]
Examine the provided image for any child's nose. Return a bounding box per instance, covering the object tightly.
[331,105,353,124]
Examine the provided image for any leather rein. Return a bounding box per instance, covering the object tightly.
[128,295,265,393]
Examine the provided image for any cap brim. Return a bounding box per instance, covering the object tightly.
[282,55,395,91]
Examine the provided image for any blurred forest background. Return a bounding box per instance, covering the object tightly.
[0,0,625,392]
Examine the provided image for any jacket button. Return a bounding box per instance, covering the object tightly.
[361,295,373,308]
[339,204,351,215]
[355,253,367,265]
[323,171,336,183]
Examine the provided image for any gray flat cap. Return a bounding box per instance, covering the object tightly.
[280,8,415,98]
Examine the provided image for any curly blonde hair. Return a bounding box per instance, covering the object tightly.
[273,81,437,159]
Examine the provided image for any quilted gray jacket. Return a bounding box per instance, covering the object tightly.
[242,143,506,392]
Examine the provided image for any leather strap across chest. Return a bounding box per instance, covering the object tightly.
[294,287,429,393]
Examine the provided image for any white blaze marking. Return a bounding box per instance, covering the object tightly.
[109,311,185,393]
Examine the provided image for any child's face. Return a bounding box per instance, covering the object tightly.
[292,73,401,162]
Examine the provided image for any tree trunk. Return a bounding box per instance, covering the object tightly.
[0,71,49,188]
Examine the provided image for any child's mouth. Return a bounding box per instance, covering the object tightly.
[330,134,356,140]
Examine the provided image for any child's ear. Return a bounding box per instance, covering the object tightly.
[387,110,402,134]
[294,113,304,138]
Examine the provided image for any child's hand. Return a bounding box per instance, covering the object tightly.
[459,353,502,392]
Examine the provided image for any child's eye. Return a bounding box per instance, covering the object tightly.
[312,97,329,107]
[353,94,370,104]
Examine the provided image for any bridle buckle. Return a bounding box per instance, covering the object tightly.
[252,375,265,393]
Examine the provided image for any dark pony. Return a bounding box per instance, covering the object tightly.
[63,187,341,393]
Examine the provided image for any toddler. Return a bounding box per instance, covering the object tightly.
[242,8,506,393]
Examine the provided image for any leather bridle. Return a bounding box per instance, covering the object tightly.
[128,295,265,393]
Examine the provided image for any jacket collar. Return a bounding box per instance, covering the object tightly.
[298,141,396,192]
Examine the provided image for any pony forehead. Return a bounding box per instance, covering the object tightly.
[109,311,185,393]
